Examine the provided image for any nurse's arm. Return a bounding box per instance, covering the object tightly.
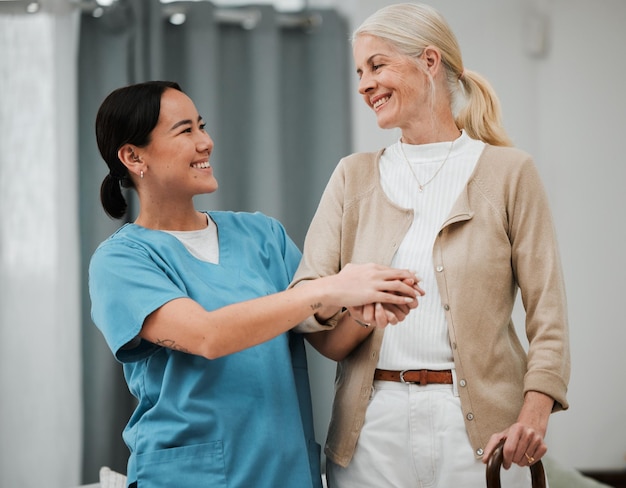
[139,263,418,359]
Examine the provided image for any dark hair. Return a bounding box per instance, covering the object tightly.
[96,81,182,219]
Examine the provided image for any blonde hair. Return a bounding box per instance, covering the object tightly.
[353,3,513,147]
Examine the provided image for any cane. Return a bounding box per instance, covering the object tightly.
[486,440,546,488]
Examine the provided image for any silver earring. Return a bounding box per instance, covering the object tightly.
[140,170,144,179]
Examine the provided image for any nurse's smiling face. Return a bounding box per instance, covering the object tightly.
[137,88,219,201]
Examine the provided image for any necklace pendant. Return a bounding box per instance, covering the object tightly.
[399,137,456,195]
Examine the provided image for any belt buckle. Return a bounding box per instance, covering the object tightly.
[399,370,413,384]
[400,369,427,385]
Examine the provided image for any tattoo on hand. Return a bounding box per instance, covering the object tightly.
[310,302,322,311]
[156,338,191,354]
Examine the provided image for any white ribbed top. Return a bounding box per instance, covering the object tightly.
[164,215,220,264]
[378,131,485,370]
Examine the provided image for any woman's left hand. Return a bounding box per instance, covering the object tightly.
[348,301,409,328]
[348,278,423,328]
[482,391,554,469]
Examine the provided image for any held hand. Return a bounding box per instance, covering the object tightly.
[347,277,424,328]
[327,263,420,309]
[377,278,423,325]
[347,302,399,328]
[347,298,421,329]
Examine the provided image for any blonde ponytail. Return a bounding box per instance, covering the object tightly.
[455,69,513,147]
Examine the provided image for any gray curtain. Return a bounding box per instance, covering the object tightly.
[78,0,351,483]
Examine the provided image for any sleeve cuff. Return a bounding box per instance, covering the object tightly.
[293,308,345,333]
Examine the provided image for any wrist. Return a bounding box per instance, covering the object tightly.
[348,309,371,328]
[314,308,344,328]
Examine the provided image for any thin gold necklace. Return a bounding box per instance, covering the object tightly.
[398,138,455,192]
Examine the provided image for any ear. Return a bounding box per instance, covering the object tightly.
[422,46,443,75]
[118,144,144,178]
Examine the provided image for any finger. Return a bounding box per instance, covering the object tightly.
[361,303,375,324]
[374,302,389,328]
[482,432,507,463]
[404,276,425,296]
[381,279,420,298]
[373,289,418,306]
[394,303,411,314]
[379,303,410,322]
[376,267,421,286]
[406,295,419,310]
[384,306,399,325]
[504,433,532,469]
[522,439,547,466]
[414,281,426,296]
[509,426,545,467]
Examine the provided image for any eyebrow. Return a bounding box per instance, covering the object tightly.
[356,53,386,73]
[169,115,203,131]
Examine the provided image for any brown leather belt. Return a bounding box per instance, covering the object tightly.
[374,368,453,386]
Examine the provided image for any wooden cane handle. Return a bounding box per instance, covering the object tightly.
[485,440,546,488]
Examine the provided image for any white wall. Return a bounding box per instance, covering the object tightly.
[308,0,626,472]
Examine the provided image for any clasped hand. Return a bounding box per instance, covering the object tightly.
[342,265,425,328]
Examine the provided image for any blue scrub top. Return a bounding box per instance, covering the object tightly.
[89,211,322,488]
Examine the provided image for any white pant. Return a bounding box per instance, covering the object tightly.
[327,380,535,488]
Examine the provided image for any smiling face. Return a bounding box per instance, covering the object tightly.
[353,34,430,133]
[139,88,218,200]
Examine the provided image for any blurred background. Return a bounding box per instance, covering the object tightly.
[0,0,624,486]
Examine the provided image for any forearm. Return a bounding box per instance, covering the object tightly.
[142,283,333,359]
[306,311,373,361]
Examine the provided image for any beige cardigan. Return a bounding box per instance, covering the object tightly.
[291,144,570,467]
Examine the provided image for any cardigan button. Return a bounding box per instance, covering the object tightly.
[466,413,474,420]
[443,304,450,311]
[476,448,484,456]
[436,265,444,272]
[459,379,467,387]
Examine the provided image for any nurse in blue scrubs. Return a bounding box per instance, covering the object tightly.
[89,81,422,488]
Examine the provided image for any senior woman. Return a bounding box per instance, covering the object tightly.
[291,3,570,487]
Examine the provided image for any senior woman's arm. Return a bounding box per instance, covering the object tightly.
[289,161,347,332]
[486,152,570,467]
